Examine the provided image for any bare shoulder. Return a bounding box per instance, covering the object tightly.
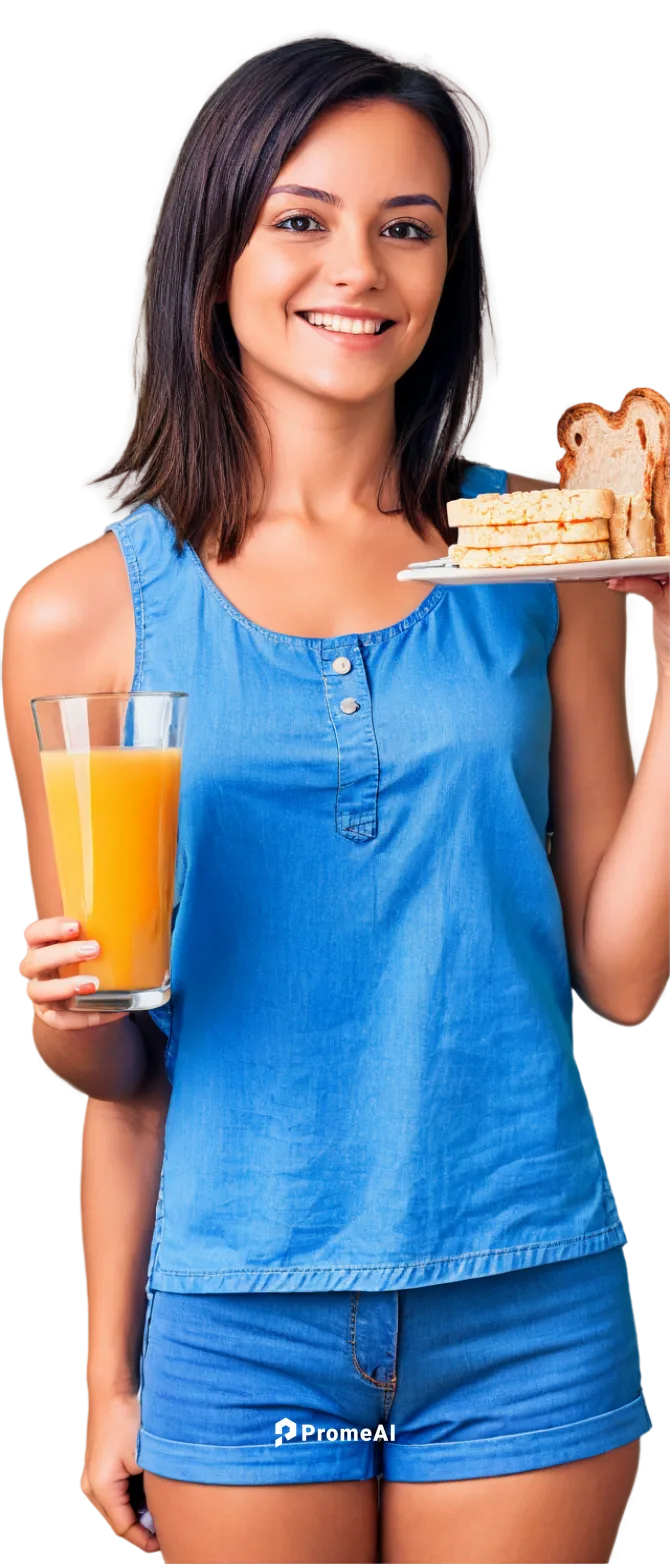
[3,530,135,696]
[2,528,136,919]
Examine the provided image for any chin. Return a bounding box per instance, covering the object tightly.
[298,366,392,396]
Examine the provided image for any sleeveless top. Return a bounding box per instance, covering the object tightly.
[106,461,626,1295]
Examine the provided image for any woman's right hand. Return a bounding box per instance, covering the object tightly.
[82,1389,159,1552]
[19,917,126,1030]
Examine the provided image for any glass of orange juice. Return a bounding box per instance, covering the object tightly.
[31,692,188,1012]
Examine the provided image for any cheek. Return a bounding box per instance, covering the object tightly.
[414,256,448,321]
[229,240,309,327]
[402,239,447,317]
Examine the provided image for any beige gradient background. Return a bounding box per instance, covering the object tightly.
[0,15,666,1564]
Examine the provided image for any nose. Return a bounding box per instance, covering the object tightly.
[323,219,387,297]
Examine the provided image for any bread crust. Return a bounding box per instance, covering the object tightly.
[556,387,670,556]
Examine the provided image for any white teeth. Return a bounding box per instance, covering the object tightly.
[303,311,384,335]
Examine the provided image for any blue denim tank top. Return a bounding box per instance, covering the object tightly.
[106,461,625,1294]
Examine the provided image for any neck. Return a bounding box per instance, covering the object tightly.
[241,356,400,527]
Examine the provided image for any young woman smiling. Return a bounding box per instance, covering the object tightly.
[4,36,668,1564]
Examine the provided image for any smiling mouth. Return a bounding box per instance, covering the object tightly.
[296,311,395,336]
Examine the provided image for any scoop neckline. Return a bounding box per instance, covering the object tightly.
[183,538,446,648]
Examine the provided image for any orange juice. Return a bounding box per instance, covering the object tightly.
[40,747,182,992]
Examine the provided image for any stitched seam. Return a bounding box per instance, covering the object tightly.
[185,538,445,648]
[383,1381,397,1418]
[383,1294,400,1416]
[138,1288,157,1405]
[361,642,380,833]
[320,670,342,835]
[153,1224,625,1275]
[321,652,379,841]
[349,1294,396,1391]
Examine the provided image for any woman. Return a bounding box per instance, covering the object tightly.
[4,35,668,1564]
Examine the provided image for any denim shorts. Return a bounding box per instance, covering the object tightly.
[136,1246,651,1485]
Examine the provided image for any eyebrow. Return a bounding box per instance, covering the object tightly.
[266,183,444,215]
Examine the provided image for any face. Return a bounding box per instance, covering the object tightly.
[223,99,450,405]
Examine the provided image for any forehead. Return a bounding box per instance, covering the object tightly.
[273,100,450,200]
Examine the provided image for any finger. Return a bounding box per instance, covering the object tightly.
[27,974,101,1005]
[101,1501,158,1551]
[86,1475,126,1529]
[23,916,81,946]
[122,1520,161,1550]
[606,578,666,602]
[20,940,100,979]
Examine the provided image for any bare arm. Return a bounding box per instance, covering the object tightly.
[81,1013,169,1552]
[2,532,149,1097]
[509,470,669,1023]
[83,1015,170,1397]
[549,580,669,1024]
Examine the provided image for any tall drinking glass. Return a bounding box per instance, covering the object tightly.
[31,692,188,1012]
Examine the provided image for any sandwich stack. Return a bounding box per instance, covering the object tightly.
[445,488,615,569]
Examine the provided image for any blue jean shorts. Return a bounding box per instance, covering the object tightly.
[136,1246,651,1485]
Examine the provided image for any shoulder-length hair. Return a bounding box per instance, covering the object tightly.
[94,36,491,559]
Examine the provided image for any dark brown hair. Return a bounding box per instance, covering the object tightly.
[93,35,491,559]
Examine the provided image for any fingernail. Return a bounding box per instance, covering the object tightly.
[64,921,79,933]
[74,977,100,993]
[79,941,100,955]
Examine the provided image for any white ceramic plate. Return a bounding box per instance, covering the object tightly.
[397,555,670,586]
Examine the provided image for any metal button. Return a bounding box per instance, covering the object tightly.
[339,697,360,715]
[332,656,352,675]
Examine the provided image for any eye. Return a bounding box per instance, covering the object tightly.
[382,219,434,243]
[272,212,435,242]
[273,213,325,234]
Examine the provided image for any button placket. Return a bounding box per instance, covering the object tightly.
[321,639,380,841]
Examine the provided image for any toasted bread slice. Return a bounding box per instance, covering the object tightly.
[608,495,657,559]
[447,540,611,568]
[556,387,670,556]
[447,488,615,528]
[457,519,610,547]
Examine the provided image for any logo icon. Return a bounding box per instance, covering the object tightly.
[275,1417,297,1445]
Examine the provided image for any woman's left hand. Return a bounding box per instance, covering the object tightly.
[606,572,670,676]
